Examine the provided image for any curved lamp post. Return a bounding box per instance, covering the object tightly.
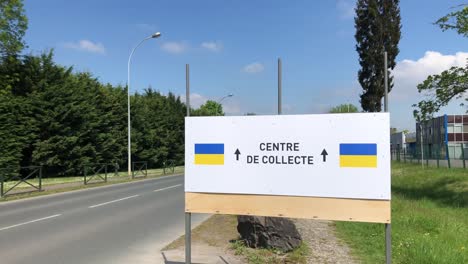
[127,32,161,176]
[217,93,234,115]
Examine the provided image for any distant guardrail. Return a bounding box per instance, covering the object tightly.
[163,160,175,175]
[132,161,148,179]
[83,163,120,185]
[0,166,43,197]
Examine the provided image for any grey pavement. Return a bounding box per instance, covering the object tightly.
[0,175,208,264]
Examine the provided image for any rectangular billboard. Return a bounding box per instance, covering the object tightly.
[185,113,390,201]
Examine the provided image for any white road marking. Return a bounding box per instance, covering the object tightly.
[153,184,182,192]
[0,214,62,232]
[88,195,139,208]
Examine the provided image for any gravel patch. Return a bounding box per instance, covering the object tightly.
[294,219,358,264]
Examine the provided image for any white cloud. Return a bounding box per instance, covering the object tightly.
[63,40,106,54]
[201,41,223,52]
[336,0,355,19]
[180,93,241,114]
[161,42,188,54]
[243,62,264,74]
[391,51,468,102]
[180,93,208,109]
[388,51,467,131]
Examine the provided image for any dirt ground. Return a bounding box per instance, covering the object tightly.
[161,215,245,263]
[161,215,358,264]
[295,219,358,264]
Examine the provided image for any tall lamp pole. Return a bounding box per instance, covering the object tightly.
[217,94,234,115]
[127,32,161,176]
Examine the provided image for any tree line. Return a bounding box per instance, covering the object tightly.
[0,51,200,176]
[0,0,223,177]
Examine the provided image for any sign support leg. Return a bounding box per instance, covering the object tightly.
[384,51,391,264]
[385,223,391,264]
[278,58,282,115]
[185,212,191,264]
[185,64,191,264]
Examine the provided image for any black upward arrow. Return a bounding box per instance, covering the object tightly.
[321,149,328,162]
[235,149,241,161]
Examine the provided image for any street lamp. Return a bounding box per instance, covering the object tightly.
[127,32,161,176]
[218,93,234,104]
[217,94,234,115]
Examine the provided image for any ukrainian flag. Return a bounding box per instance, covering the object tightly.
[340,143,377,168]
[194,143,224,165]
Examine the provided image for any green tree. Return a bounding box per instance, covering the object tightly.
[355,0,401,112]
[131,89,186,168]
[435,5,468,37]
[192,100,224,116]
[413,5,467,119]
[0,95,37,169]
[31,72,129,176]
[0,49,188,175]
[329,104,359,113]
[0,0,28,56]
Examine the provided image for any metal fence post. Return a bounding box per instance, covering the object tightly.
[425,145,429,167]
[105,164,108,182]
[1,173,3,197]
[461,143,466,169]
[436,144,440,168]
[399,146,401,162]
[38,167,42,191]
[447,143,451,168]
[84,165,87,185]
[144,162,148,177]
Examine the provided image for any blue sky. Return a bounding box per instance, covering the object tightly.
[23,0,467,131]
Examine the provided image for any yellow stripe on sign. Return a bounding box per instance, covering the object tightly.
[194,154,224,165]
[340,155,377,168]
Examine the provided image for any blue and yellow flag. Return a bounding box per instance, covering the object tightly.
[340,143,377,168]
[194,143,224,165]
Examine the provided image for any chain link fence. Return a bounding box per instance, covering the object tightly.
[391,143,467,169]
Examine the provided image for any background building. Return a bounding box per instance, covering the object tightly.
[405,132,417,154]
[416,114,468,159]
[390,132,406,151]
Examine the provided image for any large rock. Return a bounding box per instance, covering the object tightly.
[236,216,302,252]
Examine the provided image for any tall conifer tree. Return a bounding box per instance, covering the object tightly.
[355,0,401,112]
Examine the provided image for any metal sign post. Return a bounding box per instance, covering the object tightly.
[278,58,282,115]
[384,51,392,264]
[185,63,192,264]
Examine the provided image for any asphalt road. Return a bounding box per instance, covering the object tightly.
[0,175,207,264]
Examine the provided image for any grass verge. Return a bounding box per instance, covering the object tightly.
[0,166,184,202]
[335,162,467,264]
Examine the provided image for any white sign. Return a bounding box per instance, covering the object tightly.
[185,113,390,200]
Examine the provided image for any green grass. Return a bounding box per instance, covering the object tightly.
[335,162,467,264]
[230,240,309,264]
[0,166,184,201]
